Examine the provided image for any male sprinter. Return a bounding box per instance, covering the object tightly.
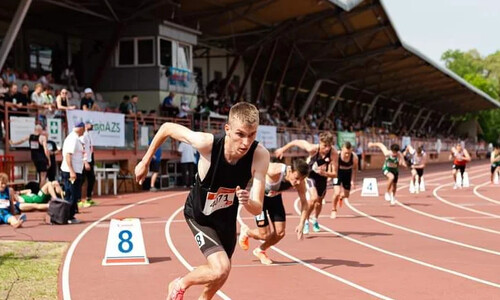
[405,145,427,193]
[275,132,338,233]
[490,144,500,184]
[331,141,358,219]
[368,142,407,205]
[450,143,471,189]
[136,102,269,300]
[238,159,310,264]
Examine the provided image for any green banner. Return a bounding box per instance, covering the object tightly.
[337,131,356,148]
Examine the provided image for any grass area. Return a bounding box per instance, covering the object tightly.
[0,240,68,300]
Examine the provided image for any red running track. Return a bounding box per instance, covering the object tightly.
[2,160,499,299]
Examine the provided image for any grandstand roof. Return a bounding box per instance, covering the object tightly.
[2,0,499,115]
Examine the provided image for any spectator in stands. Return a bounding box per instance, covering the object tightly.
[1,67,16,85]
[119,95,130,114]
[42,85,55,106]
[3,84,22,116]
[81,88,100,111]
[162,92,175,107]
[177,98,194,118]
[80,120,96,207]
[0,78,8,98]
[31,83,44,106]
[0,173,26,228]
[61,65,78,90]
[60,122,85,224]
[127,94,143,120]
[10,125,51,187]
[178,141,196,187]
[55,88,76,118]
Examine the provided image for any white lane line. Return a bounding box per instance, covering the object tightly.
[395,172,500,235]
[433,173,500,218]
[344,197,500,256]
[165,206,231,300]
[236,206,393,300]
[293,199,500,289]
[62,191,188,300]
[473,182,500,205]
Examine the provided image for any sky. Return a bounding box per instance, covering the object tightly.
[381,0,500,65]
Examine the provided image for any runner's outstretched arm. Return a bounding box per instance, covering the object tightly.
[367,142,391,156]
[295,180,309,240]
[135,122,213,184]
[275,140,316,159]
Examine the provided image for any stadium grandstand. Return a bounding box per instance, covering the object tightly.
[0,0,499,188]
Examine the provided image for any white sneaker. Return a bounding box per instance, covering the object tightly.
[390,194,396,206]
[384,192,391,201]
[330,210,337,219]
[415,186,420,194]
[453,183,458,190]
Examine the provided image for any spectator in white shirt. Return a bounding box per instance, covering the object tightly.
[177,142,196,187]
[61,122,85,224]
[80,120,96,207]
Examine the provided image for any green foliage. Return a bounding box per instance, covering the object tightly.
[441,49,500,143]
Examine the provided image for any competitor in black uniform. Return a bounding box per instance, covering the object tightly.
[331,142,358,219]
[238,159,309,265]
[275,132,338,233]
[135,102,269,300]
[10,124,51,187]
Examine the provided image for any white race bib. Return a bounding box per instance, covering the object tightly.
[0,199,10,209]
[202,187,236,216]
[30,141,39,149]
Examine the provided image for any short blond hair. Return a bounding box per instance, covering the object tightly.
[228,102,259,125]
[319,132,334,145]
[0,172,9,183]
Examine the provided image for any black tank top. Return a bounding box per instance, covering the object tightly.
[308,147,331,181]
[338,151,354,170]
[184,133,258,229]
[29,134,46,161]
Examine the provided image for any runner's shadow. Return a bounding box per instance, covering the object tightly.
[306,231,392,239]
[403,202,431,207]
[148,257,172,264]
[302,257,373,270]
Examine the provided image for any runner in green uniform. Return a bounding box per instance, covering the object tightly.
[16,181,64,212]
[368,142,407,206]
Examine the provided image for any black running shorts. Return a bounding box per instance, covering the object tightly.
[185,217,236,258]
[255,195,286,228]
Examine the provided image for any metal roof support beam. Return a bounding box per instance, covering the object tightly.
[270,46,294,108]
[299,79,336,118]
[289,63,309,114]
[103,0,120,21]
[363,94,381,124]
[236,46,263,101]
[436,114,446,129]
[41,0,114,21]
[419,110,433,130]
[447,120,457,135]
[391,102,405,124]
[256,40,278,103]
[220,55,241,99]
[326,84,347,117]
[409,108,425,132]
[0,0,32,71]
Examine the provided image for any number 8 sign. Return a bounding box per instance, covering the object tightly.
[102,218,149,265]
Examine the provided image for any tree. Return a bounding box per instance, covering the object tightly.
[441,49,500,143]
